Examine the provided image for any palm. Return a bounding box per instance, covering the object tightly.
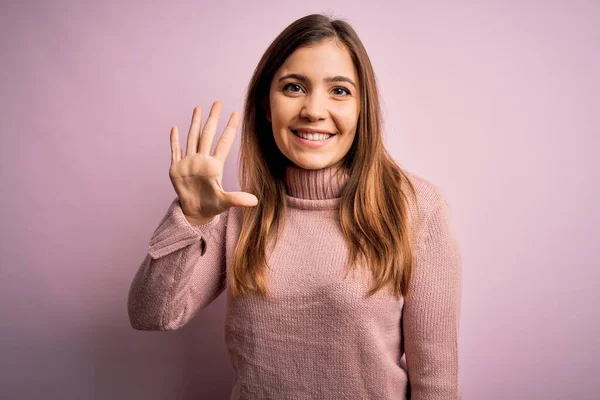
[168,101,258,221]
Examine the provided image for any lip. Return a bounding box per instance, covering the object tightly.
[291,129,335,149]
[292,128,336,135]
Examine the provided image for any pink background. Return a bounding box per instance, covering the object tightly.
[1,1,598,399]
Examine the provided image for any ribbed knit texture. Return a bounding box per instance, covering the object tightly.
[128,164,462,400]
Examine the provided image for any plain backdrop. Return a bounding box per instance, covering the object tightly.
[1,1,598,399]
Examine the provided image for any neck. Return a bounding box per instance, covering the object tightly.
[283,163,350,200]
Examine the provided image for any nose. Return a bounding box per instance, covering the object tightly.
[299,93,326,121]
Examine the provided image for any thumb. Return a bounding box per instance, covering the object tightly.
[223,191,259,208]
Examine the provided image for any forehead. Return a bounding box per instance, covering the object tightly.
[276,40,357,80]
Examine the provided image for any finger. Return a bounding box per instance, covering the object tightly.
[170,126,181,164]
[186,106,202,157]
[198,100,223,156]
[213,110,241,162]
[223,191,259,209]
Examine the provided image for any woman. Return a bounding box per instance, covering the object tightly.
[128,13,462,400]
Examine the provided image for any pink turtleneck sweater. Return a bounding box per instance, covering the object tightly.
[127,165,462,400]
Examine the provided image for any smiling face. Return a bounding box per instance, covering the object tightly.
[267,40,360,170]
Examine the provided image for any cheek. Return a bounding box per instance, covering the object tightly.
[333,107,359,132]
[268,91,283,119]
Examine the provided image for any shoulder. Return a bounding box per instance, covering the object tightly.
[399,169,451,237]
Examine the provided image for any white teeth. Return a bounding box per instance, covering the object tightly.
[295,131,332,141]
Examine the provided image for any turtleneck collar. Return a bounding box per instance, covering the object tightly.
[284,163,350,200]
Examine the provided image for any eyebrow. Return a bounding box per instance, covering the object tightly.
[278,73,357,89]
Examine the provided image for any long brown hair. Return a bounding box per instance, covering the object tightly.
[229,13,418,299]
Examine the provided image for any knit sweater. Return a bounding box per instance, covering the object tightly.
[127,164,462,400]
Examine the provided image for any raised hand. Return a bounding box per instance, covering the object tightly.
[169,101,258,225]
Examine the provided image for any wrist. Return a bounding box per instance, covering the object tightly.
[182,211,215,226]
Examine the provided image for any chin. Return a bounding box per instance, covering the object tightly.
[290,158,335,170]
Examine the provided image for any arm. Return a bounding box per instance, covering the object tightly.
[403,197,463,399]
[127,198,229,331]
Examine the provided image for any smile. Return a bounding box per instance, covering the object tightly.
[292,130,333,141]
[291,129,335,148]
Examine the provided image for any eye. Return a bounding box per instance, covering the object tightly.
[283,83,304,93]
[332,87,351,96]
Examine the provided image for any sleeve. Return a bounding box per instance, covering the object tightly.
[127,198,229,331]
[402,196,463,399]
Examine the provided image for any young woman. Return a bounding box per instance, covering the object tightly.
[128,13,462,400]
